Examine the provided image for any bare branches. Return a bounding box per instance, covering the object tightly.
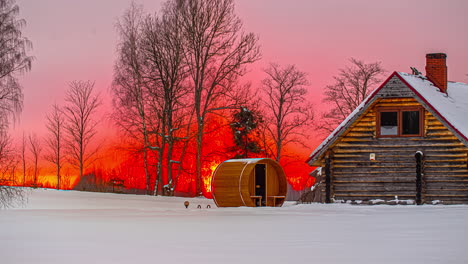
[139,5,189,195]
[112,3,154,194]
[0,0,32,77]
[174,0,261,195]
[63,80,101,179]
[0,133,25,207]
[319,58,385,133]
[260,63,314,162]
[111,0,259,196]
[20,131,25,185]
[0,1,30,206]
[27,133,41,186]
[0,0,32,128]
[44,104,65,189]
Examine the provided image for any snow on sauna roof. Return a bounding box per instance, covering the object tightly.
[224,158,265,164]
[307,71,468,165]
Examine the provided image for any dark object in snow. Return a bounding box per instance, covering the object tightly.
[197,205,201,209]
[206,205,211,208]
[184,201,189,208]
[111,178,125,193]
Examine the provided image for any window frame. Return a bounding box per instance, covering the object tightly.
[376,106,424,138]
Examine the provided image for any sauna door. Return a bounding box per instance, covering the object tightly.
[255,164,266,206]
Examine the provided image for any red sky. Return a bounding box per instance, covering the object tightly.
[12,0,468,150]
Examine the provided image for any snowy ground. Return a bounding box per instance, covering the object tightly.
[1,189,467,264]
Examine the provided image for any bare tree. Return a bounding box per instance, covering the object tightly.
[140,3,188,196]
[319,58,385,133]
[261,63,314,162]
[0,130,25,207]
[20,131,26,185]
[63,81,101,180]
[113,3,154,194]
[28,133,42,187]
[0,0,32,128]
[175,0,261,195]
[0,0,31,206]
[44,104,65,189]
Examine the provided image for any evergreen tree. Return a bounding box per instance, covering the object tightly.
[229,107,261,159]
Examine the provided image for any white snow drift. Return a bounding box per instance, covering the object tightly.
[1,189,467,264]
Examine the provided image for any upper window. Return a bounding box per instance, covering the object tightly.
[377,107,423,137]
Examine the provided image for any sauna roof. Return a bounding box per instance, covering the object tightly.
[307,71,468,165]
[224,158,264,164]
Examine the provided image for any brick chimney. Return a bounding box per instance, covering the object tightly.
[425,53,447,93]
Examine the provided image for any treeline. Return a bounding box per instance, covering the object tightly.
[109,0,314,196]
[1,0,387,205]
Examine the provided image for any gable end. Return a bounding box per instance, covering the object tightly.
[308,72,416,165]
[376,75,417,98]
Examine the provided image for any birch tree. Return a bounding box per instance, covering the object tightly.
[319,58,385,133]
[0,0,30,206]
[175,0,261,195]
[0,0,32,129]
[63,80,101,180]
[113,3,154,194]
[140,4,188,195]
[261,63,314,162]
[44,104,65,189]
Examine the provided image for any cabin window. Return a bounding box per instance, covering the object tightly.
[377,107,423,137]
[402,111,420,135]
[380,112,398,135]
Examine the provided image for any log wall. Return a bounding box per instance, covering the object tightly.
[317,98,468,204]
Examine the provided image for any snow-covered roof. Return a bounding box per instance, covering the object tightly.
[223,158,265,164]
[307,71,468,165]
[397,72,468,141]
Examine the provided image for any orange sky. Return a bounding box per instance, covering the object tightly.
[10,0,468,170]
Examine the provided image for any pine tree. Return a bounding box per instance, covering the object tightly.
[229,107,261,159]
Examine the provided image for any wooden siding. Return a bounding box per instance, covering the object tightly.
[211,162,245,207]
[212,158,287,207]
[316,98,468,204]
[375,75,417,98]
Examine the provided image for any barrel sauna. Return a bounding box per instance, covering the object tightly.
[211,158,287,207]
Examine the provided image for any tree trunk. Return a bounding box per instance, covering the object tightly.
[173,111,194,192]
[57,162,60,190]
[155,118,167,196]
[143,130,151,195]
[143,144,151,195]
[166,111,174,196]
[276,121,282,162]
[79,141,84,179]
[195,120,203,196]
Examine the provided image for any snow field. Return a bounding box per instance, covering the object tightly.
[1,189,467,264]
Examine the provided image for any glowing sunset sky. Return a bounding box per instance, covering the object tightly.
[13,0,468,144]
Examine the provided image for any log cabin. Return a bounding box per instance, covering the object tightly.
[307,53,468,205]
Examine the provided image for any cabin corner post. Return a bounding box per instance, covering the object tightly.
[415,151,425,205]
[325,152,333,203]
